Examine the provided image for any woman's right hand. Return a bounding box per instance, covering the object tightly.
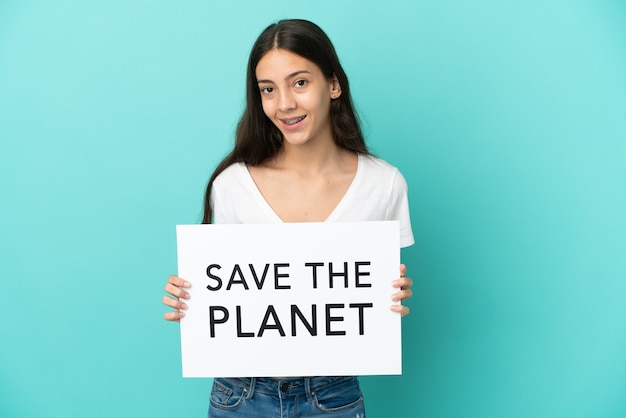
[162,275,190,322]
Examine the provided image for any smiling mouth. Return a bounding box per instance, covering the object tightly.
[281,115,306,125]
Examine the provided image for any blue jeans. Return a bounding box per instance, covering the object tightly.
[208,376,366,417]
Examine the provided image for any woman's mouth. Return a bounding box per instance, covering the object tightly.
[280,115,306,126]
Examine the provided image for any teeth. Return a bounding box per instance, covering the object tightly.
[284,116,305,125]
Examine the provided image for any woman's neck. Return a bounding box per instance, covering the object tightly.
[271,139,353,174]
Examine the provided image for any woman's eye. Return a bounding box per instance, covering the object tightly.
[260,87,274,94]
[294,79,307,88]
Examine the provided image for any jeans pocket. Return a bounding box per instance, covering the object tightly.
[312,377,364,412]
[209,378,247,411]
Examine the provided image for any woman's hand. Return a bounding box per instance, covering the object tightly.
[162,275,190,322]
[390,264,413,317]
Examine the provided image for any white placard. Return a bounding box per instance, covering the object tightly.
[176,221,401,377]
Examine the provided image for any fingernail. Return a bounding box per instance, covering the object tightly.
[184,281,191,288]
[179,311,185,317]
[181,303,188,310]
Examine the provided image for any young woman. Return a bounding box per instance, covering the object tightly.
[163,19,414,417]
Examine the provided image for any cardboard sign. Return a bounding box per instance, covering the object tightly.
[176,221,401,377]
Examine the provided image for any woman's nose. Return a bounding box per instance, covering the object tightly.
[278,90,296,113]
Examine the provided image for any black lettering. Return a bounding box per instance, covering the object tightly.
[249,263,270,290]
[209,306,229,338]
[291,304,317,336]
[274,263,291,289]
[328,262,348,288]
[354,261,372,288]
[349,303,373,335]
[325,303,346,336]
[206,264,222,291]
[258,305,286,337]
[226,264,249,290]
[236,305,254,337]
[305,262,324,289]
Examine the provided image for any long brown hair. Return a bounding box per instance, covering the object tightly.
[202,19,368,223]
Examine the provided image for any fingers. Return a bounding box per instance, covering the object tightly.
[392,276,413,290]
[163,275,191,322]
[391,264,413,317]
[164,275,191,300]
[167,274,191,291]
[163,310,185,322]
[391,287,413,302]
[162,295,188,311]
[390,304,410,317]
[392,276,413,306]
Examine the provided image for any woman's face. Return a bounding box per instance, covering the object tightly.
[255,48,341,148]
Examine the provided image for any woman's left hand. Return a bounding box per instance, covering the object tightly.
[391,264,413,317]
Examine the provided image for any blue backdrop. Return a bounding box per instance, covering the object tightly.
[1,1,625,417]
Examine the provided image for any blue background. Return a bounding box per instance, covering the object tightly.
[1,1,625,417]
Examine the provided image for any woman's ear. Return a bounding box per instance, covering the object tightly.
[329,75,342,99]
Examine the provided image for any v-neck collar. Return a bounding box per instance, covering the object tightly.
[239,153,363,223]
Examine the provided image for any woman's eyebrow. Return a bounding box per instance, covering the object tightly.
[284,70,311,80]
[257,70,312,84]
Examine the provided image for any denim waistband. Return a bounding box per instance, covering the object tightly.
[214,376,356,400]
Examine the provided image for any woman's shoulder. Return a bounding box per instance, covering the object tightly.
[359,153,402,177]
[357,153,409,192]
[213,162,247,187]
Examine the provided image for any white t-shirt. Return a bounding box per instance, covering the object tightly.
[211,153,414,248]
